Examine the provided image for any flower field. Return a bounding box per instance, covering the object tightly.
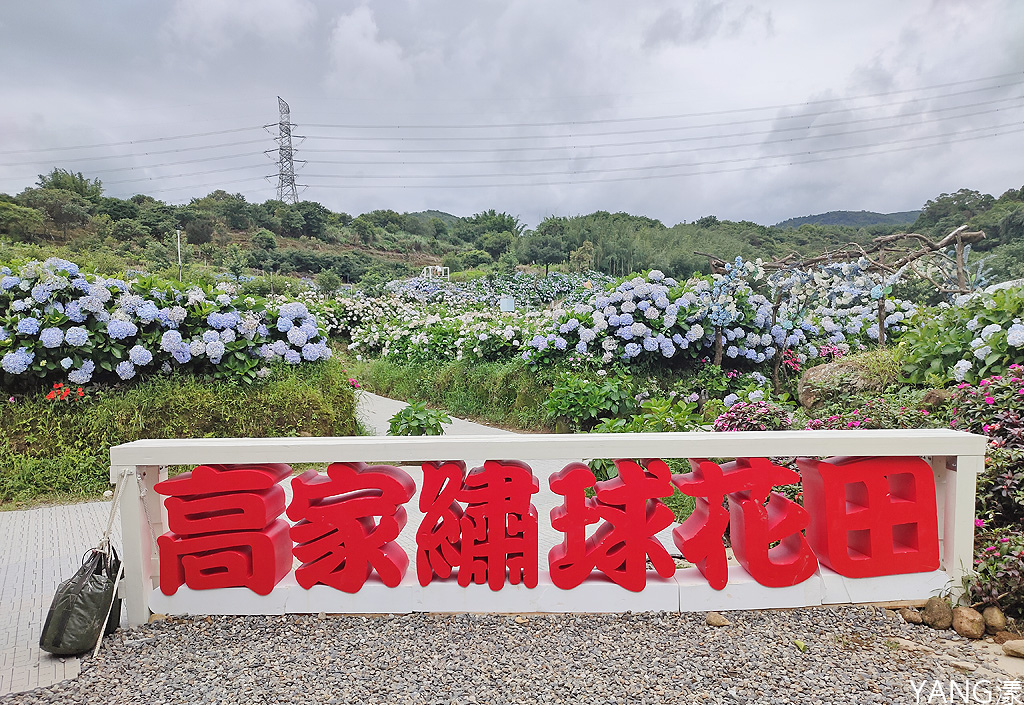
[1,258,332,389]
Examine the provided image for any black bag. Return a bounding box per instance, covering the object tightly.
[39,547,122,656]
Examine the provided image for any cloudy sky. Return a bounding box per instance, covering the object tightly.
[1,0,1022,227]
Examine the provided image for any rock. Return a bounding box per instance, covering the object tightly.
[1002,640,1024,659]
[921,597,953,630]
[920,388,952,411]
[705,612,731,627]
[514,616,528,625]
[996,631,1024,645]
[797,356,895,409]
[952,607,986,639]
[899,607,924,624]
[148,613,167,624]
[982,605,1007,634]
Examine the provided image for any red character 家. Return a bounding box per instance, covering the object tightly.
[288,462,416,592]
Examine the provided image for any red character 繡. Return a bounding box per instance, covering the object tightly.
[288,462,416,592]
[548,459,677,591]
[417,459,540,590]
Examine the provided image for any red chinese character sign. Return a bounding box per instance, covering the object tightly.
[549,459,676,591]
[417,459,540,590]
[151,453,946,602]
[797,456,939,578]
[288,462,416,592]
[154,463,293,595]
[672,458,817,590]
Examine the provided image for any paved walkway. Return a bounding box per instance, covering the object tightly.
[0,502,120,696]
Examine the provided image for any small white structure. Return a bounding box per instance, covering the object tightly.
[420,265,449,280]
[110,430,985,625]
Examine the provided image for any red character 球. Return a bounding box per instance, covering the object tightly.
[549,459,677,591]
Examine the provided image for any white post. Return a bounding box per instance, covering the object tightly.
[113,464,166,625]
[942,453,982,598]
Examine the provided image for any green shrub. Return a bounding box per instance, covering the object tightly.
[0,358,358,507]
[543,371,636,431]
[388,401,450,436]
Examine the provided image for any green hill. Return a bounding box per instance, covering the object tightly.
[775,210,921,229]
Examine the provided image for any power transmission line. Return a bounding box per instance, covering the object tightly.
[0,126,266,156]
[0,140,268,167]
[300,77,1024,130]
[299,94,1024,143]
[298,124,1024,189]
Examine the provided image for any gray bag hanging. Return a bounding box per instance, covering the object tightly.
[39,470,127,656]
[38,548,121,656]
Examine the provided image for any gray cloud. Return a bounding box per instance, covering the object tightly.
[0,0,1021,228]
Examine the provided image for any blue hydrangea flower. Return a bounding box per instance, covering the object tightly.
[39,327,64,348]
[284,349,302,364]
[136,302,160,323]
[160,330,183,352]
[107,319,138,340]
[0,326,7,342]
[623,342,641,358]
[276,317,294,333]
[17,317,41,335]
[115,360,136,380]
[128,345,153,366]
[65,326,89,346]
[1,276,20,290]
[68,360,95,385]
[301,343,321,361]
[1,347,34,374]
[287,327,308,347]
[60,357,74,370]
[202,330,220,343]
[172,344,192,364]
[205,340,226,360]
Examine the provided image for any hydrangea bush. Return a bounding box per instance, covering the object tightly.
[900,286,1024,385]
[0,258,332,389]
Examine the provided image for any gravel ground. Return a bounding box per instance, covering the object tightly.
[3,607,1011,705]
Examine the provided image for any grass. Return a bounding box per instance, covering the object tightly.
[347,356,551,431]
[0,357,358,508]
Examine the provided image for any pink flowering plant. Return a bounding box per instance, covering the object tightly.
[712,400,792,432]
[950,365,1024,450]
[966,530,1024,618]
[804,396,939,431]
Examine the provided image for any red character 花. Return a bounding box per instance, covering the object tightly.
[672,457,817,589]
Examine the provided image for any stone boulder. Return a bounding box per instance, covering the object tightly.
[899,607,924,625]
[797,355,895,409]
[922,597,953,630]
[983,605,1007,634]
[1003,640,1024,659]
[952,607,986,639]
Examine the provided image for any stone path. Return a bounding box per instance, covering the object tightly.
[0,502,120,696]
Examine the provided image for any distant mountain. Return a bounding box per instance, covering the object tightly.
[774,210,921,229]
